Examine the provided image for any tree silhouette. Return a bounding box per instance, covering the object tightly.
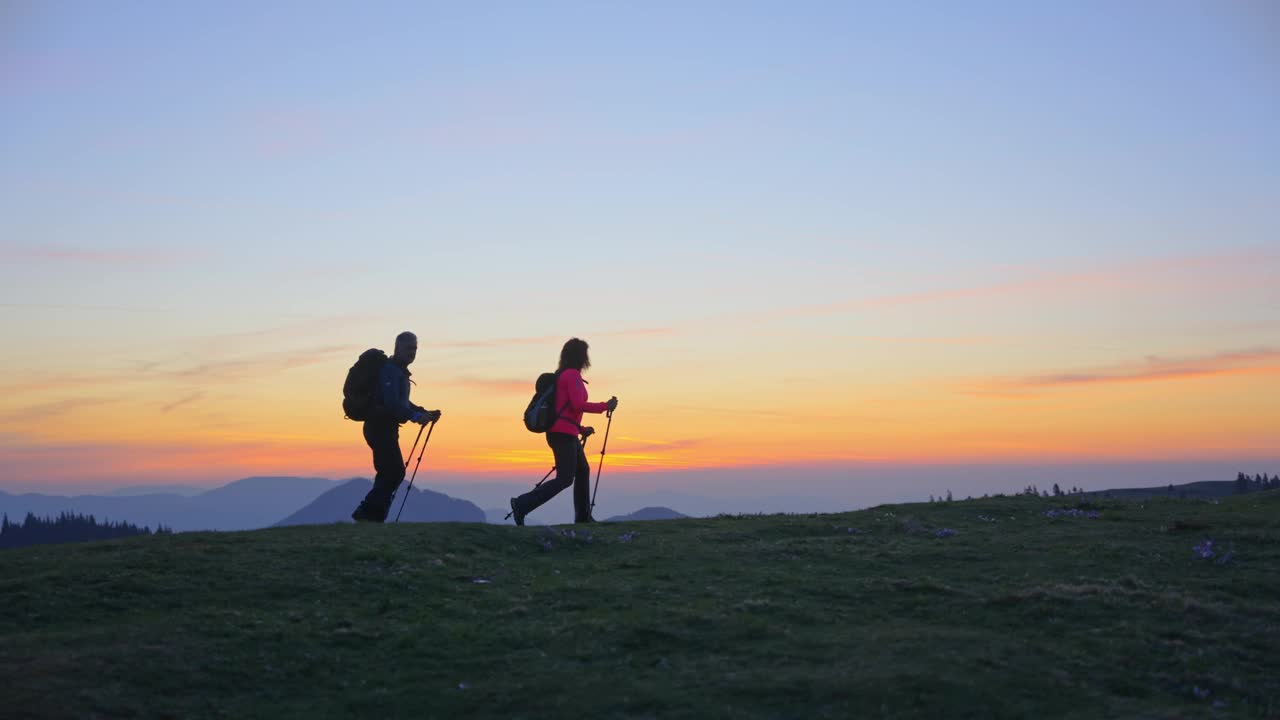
[0,512,170,549]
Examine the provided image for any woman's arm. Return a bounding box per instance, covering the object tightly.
[560,370,609,414]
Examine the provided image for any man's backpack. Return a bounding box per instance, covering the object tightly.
[523,371,562,432]
[343,348,387,421]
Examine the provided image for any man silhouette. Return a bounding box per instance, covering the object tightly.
[351,331,441,522]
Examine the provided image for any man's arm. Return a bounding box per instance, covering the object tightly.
[378,364,418,423]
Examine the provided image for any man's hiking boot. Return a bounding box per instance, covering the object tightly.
[509,498,526,527]
[351,502,380,523]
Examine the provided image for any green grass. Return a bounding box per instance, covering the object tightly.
[2,492,1278,719]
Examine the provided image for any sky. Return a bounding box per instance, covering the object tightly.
[1,1,1277,506]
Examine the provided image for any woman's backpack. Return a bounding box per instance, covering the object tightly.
[522,371,561,432]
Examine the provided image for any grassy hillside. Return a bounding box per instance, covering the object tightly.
[2,492,1278,719]
[1084,480,1244,500]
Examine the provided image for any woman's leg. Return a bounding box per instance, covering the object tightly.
[573,442,593,522]
[513,432,579,517]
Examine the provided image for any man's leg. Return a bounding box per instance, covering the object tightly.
[356,421,404,522]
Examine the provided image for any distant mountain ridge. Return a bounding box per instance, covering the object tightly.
[277,479,485,525]
[3,477,1263,534]
[605,506,689,522]
[0,477,339,532]
[106,484,207,497]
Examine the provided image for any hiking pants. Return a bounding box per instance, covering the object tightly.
[361,420,404,520]
[514,431,591,521]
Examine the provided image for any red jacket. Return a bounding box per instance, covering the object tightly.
[550,368,608,435]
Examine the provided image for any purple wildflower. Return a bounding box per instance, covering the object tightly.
[618,532,636,543]
[1192,686,1210,700]
[1045,508,1100,519]
[1193,539,1215,559]
[935,528,957,538]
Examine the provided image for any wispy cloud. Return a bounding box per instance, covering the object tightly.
[965,347,1280,398]
[755,247,1279,322]
[166,344,359,381]
[435,334,563,350]
[598,327,678,339]
[0,396,121,424]
[666,405,794,419]
[434,326,676,349]
[3,245,205,265]
[185,316,373,350]
[0,302,174,313]
[0,344,360,397]
[851,335,992,346]
[447,376,531,394]
[0,370,139,397]
[663,405,886,422]
[160,392,204,414]
[612,436,704,453]
[0,434,359,485]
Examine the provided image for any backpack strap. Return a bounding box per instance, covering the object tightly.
[553,400,582,432]
[550,370,582,433]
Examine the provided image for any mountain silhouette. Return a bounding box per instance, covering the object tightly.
[605,506,689,522]
[276,479,486,526]
[0,477,338,531]
[106,484,206,497]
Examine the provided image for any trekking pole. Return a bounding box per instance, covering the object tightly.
[403,422,426,470]
[394,418,437,523]
[386,423,426,515]
[503,428,594,521]
[589,410,614,513]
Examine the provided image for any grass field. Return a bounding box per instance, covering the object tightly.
[2,491,1278,719]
